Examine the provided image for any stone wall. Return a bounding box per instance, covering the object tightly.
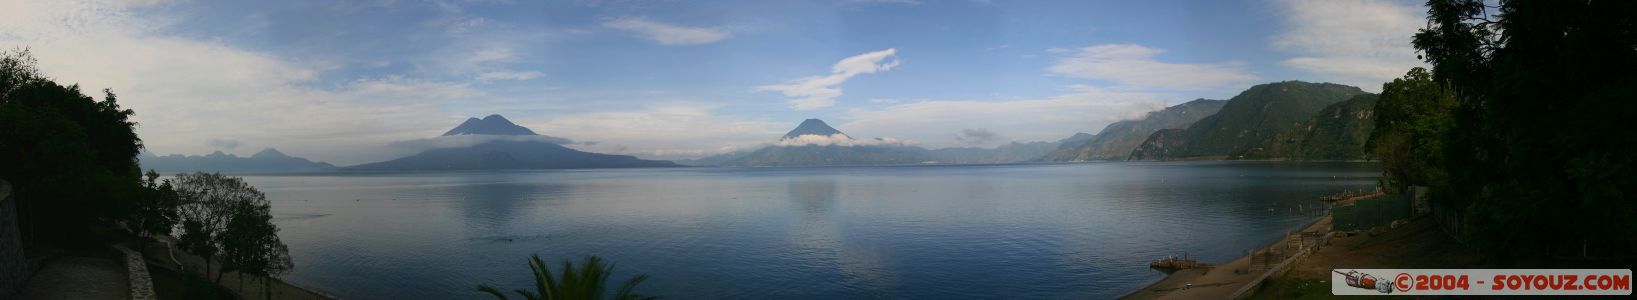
[0,180,29,298]
[114,245,156,300]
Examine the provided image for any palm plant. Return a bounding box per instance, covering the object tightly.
[477,255,656,300]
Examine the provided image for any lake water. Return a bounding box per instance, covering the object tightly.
[245,161,1379,299]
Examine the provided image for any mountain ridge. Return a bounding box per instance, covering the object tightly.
[1128,81,1367,160]
[139,147,336,173]
[1040,99,1227,162]
[442,114,539,136]
[348,114,678,170]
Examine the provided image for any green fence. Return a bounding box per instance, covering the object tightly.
[1331,194,1411,232]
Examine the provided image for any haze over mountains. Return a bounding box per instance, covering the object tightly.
[713,119,1075,167]
[1040,99,1227,161]
[140,80,1386,171]
[139,148,336,174]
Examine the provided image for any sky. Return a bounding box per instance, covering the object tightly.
[0,0,1426,165]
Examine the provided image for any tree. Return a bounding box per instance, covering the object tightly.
[1411,0,1637,260]
[173,172,287,285]
[1366,67,1456,193]
[1,48,145,246]
[477,255,656,300]
[219,190,293,296]
[124,170,181,252]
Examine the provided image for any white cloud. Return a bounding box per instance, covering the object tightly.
[516,103,785,159]
[1,0,480,165]
[1047,44,1258,90]
[387,134,574,152]
[1272,0,1425,92]
[476,70,543,81]
[773,134,912,147]
[757,48,901,110]
[602,17,731,46]
[840,85,1173,148]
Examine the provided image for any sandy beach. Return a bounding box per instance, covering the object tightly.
[1121,216,1332,300]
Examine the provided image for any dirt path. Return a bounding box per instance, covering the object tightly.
[1122,216,1331,300]
[15,256,130,300]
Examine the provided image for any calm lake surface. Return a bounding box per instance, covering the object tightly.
[245,161,1378,299]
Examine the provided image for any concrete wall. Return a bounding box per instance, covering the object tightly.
[0,180,30,298]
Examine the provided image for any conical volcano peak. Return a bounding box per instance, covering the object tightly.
[441,114,539,136]
[782,119,848,140]
[251,148,289,159]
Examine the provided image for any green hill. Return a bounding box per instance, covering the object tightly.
[1040,99,1226,161]
[1243,94,1379,160]
[1128,81,1367,160]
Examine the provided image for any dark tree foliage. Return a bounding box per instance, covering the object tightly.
[1412,0,1637,261]
[1366,67,1456,193]
[173,172,290,286]
[0,48,145,245]
[126,170,182,252]
[220,188,293,286]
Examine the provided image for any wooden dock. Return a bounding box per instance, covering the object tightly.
[1148,252,1211,270]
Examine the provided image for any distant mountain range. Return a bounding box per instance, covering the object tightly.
[139,148,335,174]
[714,119,1072,167]
[145,81,1386,171]
[1129,81,1368,160]
[345,114,678,170]
[1040,99,1227,162]
[924,141,1061,164]
[721,119,927,166]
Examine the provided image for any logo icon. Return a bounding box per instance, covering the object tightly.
[1335,270,1394,294]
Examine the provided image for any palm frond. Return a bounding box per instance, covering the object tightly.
[613,274,653,300]
[477,284,511,300]
[480,254,655,300]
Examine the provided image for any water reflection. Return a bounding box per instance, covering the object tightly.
[787,177,837,216]
[438,174,573,237]
[244,162,1381,299]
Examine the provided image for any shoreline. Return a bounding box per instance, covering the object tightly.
[1120,214,1332,299]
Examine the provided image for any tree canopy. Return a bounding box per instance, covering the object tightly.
[1409,0,1637,261]
[0,48,145,245]
[173,172,293,285]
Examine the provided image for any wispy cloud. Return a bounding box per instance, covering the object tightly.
[955,128,998,145]
[387,134,574,152]
[757,48,901,110]
[1272,0,1424,92]
[1047,44,1258,90]
[774,134,913,147]
[477,70,543,81]
[602,17,731,46]
[206,138,243,150]
[841,85,1172,148]
[0,0,480,165]
[517,103,784,159]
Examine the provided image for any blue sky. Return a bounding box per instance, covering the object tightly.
[1,0,1425,164]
